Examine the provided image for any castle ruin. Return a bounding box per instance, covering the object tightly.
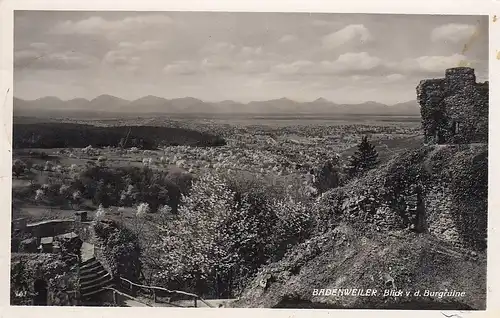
[416,67,488,144]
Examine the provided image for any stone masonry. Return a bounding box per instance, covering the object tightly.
[416,67,488,144]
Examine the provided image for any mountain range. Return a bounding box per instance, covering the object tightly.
[13,95,420,116]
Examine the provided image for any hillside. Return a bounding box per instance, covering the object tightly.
[233,143,487,309]
[13,123,226,149]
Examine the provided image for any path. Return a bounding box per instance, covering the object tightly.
[80,242,95,262]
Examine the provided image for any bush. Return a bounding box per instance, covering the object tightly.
[94,220,141,281]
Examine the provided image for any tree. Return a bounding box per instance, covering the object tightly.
[33,164,43,175]
[136,202,150,217]
[12,160,26,178]
[71,190,83,209]
[347,136,379,177]
[94,204,106,222]
[94,179,111,207]
[35,189,45,204]
[59,184,71,205]
[44,161,54,172]
[313,160,341,194]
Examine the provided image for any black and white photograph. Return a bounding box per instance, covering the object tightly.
[9,10,488,310]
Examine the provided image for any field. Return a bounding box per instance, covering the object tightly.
[12,114,422,223]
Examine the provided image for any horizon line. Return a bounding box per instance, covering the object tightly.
[13,95,417,107]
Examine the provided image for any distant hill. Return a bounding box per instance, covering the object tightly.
[13,95,421,116]
[13,123,227,149]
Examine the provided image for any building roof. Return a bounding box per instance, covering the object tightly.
[20,238,37,244]
[40,237,54,244]
[56,232,79,240]
[27,219,73,227]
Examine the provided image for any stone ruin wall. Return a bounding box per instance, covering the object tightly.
[416,67,488,144]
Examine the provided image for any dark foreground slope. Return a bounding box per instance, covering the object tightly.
[13,123,226,149]
[233,144,487,309]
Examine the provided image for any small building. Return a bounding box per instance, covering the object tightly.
[56,232,79,241]
[20,238,38,253]
[39,237,54,253]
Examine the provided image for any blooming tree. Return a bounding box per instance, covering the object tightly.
[136,202,150,217]
[94,204,106,222]
[35,189,45,203]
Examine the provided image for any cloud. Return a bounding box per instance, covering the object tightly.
[322,24,372,49]
[237,60,273,74]
[163,57,275,76]
[14,50,40,63]
[272,60,315,75]
[271,52,382,76]
[52,14,173,35]
[29,42,50,50]
[201,42,237,55]
[139,40,164,50]
[385,73,406,81]
[103,50,141,67]
[201,58,233,72]
[201,42,268,65]
[240,46,263,56]
[278,34,298,43]
[321,52,382,73]
[15,50,96,70]
[268,52,471,78]
[103,40,163,69]
[431,23,477,44]
[391,53,471,74]
[163,61,200,75]
[118,40,164,51]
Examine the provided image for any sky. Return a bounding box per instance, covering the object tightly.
[14,11,489,104]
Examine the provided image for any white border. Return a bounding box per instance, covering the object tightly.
[1,0,499,317]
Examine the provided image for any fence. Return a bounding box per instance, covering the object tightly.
[118,277,214,308]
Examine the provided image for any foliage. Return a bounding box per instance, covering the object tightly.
[12,159,27,178]
[447,148,488,250]
[95,204,106,221]
[136,202,150,217]
[10,262,31,305]
[347,136,379,177]
[313,159,342,194]
[94,220,142,281]
[78,165,180,212]
[149,171,315,298]
[13,123,226,149]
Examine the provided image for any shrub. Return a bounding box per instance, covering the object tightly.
[12,159,27,178]
[94,220,141,281]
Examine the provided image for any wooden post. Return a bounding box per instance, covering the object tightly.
[194,298,197,308]
[113,290,118,305]
[153,290,156,303]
